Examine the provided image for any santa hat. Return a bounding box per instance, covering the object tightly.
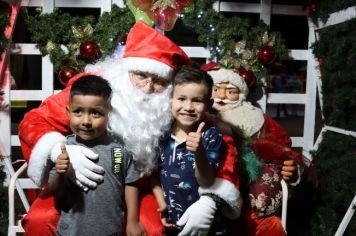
[123,21,190,80]
[201,62,249,95]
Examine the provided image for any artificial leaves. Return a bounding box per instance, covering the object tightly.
[26,5,135,73]
[309,2,356,235]
[313,18,356,130]
[307,0,356,24]
[0,2,11,59]
[309,132,356,235]
[0,164,7,235]
[26,1,287,87]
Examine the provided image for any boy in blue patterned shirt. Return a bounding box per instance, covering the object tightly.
[152,65,223,235]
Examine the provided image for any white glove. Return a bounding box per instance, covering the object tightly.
[51,143,105,190]
[176,195,217,236]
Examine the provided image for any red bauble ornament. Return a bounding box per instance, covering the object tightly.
[58,66,79,86]
[308,3,317,14]
[175,0,193,11]
[258,45,277,66]
[154,7,179,31]
[239,69,255,88]
[79,40,101,60]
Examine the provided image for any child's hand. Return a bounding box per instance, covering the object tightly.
[55,144,70,174]
[157,205,175,228]
[186,122,205,154]
[126,220,146,236]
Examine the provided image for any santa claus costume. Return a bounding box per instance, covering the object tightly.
[19,22,242,236]
[202,62,303,236]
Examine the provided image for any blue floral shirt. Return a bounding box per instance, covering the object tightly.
[159,124,222,224]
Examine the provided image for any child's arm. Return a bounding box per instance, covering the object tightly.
[47,144,70,195]
[125,184,146,236]
[151,173,175,228]
[186,122,214,188]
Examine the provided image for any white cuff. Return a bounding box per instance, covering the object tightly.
[288,163,302,186]
[199,178,242,219]
[27,132,66,186]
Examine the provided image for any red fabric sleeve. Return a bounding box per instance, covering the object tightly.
[261,114,292,147]
[252,115,302,163]
[216,134,239,189]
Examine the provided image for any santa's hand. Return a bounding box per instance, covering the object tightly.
[176,195,216,236]
[282,159,297,181]
[51,143,105,189]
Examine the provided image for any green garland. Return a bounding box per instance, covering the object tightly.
[308,0,356,24]
[27,1,287,86]
[309,132,356,235]
[309,1,356,235]
[183,0,287,85]
[26,5,135,72]
[0,2,11,60]
[312,18,356,130]
[0,164,7,235]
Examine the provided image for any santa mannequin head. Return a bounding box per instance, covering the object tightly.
[201,62,264,137]
[86,21,190,174]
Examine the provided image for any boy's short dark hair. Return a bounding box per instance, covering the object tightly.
[173,65,214,99]
[70,75,112,103]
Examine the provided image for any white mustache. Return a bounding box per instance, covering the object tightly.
[213,98,239,105]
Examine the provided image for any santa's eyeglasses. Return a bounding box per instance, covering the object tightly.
[129,71,169,93]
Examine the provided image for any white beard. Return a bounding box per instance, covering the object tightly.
[86,56,173,174]
[217,101,265,137]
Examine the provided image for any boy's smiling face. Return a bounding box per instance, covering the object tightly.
[171,82,212,133]
[67,95,110,141]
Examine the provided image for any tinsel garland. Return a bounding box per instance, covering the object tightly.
[0,2,11,59]
[26,1,287,86]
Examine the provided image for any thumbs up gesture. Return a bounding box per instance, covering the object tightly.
[55,143,70,174]
[186,122,205,154]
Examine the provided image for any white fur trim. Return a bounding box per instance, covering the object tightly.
[199,178,242,219]
[123,57,175,80]
[27,132,66,186]
[208,68,249,95]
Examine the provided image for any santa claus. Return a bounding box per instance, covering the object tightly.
[201,62,302,236]
[18,21,241,236]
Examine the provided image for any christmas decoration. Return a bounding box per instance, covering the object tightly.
[307,2,356,235]
[153,5,179,31]
[238,69,255,88]
[127,0,154,27]
[306,0,356,24]
[26,5,135,73]
[58,66,79,86]
[183,1,287,86]
[257,45,277,66]
[0,2,11,58]
[79,40,101,60]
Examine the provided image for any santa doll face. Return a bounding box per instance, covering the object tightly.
[129,70,169,94]
[212,82,241,112]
